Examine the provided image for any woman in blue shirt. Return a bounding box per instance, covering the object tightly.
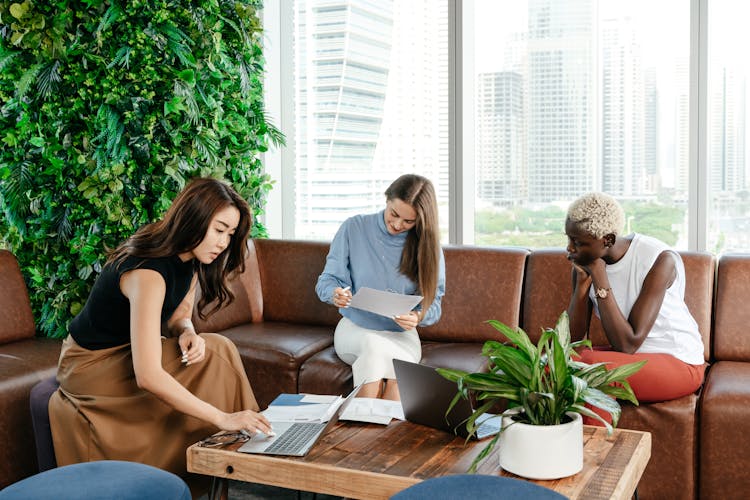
[316,174,446,400]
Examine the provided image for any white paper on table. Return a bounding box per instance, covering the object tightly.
[339,397,405,425]
[348,287,423,318]
[300,394,341,404]
[261,399,342,423]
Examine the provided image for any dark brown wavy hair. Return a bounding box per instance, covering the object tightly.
[108,177,251,319]
[384,174,441,313]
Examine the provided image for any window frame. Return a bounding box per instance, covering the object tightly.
[263,0,711,251]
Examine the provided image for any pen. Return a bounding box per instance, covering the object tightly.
[342,286,350,292]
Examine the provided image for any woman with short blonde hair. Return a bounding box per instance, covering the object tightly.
[565,192,705,418]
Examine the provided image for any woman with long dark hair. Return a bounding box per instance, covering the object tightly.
[316,174,446,400]
[49,178,271,477]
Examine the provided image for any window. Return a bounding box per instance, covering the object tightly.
[471,0,689,248]
[271,0,449,241]
[706,1,750,253]
[264,0,747,254]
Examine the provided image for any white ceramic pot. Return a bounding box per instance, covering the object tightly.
[498,409,583,480]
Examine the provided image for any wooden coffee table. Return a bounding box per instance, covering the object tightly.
[187,420,650,500]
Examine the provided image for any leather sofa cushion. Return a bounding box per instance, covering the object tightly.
[700,361,750,498]
[299,347,354,397]
[192,240,263,333]
[219,322,333,408]
[254,239,341,327]
[419,342,488,374]
[619,394,699,500]
[421,246,528,343]
[0,251,36,344]
[0,338,61,488]
[714,254,750,361]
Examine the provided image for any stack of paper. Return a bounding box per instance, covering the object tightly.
[339,397,405,425]
[262,393,343,423]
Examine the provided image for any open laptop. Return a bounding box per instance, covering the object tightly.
[237,385,360,457]
[393,358,500,440]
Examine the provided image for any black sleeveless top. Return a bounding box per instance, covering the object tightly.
[70,255,195,350]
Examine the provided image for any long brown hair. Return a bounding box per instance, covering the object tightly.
[384,174,440,313]
[108,177,251,319]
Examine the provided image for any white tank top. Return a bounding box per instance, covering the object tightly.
[590,233,704,365]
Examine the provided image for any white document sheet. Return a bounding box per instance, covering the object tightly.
[348,287,423,318]
[261,398,343,423]
[339,397,405,425]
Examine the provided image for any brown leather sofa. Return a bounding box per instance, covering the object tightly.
[0,250,62,489]
[192,240,530,408]
[2,240,748,499]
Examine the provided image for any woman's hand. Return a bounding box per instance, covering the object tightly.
[178,330,206,366]
[218,409,275,436]
[333,286,352,308]
[393,311,420,331]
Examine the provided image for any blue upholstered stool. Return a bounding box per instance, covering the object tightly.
[390,474,567,499]
[0,460,191,500]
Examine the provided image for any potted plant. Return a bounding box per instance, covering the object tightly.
[437,312,645,479]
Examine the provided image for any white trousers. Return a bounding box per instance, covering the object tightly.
[334,316,421,386]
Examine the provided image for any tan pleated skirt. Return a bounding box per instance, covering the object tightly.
[49,333,258,476]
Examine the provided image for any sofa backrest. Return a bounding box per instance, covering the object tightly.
[520,249,571,342]
[522,248,714,361]
[420,246,529,343]
[0,250,36,343]
[713,253,750,362]
[254,239,341,326]
[192,240,264,333]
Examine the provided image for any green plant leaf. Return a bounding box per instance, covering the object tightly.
[486,320,536,358]
[0,0,284,338]
[9,2,29,20]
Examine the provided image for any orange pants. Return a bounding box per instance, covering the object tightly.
[576,348,706,425]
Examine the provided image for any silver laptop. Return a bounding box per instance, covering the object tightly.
[238,385,360,456]
[393,359,500,440]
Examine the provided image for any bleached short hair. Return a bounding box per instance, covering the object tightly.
[566,192,625,238]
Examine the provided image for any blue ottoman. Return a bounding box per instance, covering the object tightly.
[0,460,191,500]
[390,474,567,499]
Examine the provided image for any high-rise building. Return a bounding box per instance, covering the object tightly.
[526,0,597,203]
[708,67,746,192]
[294,0,449,240]
[643,67,660,192]
[295,0,394,239]
[476,71,526,206]
[673,59,690,196]
[601,16,646,197]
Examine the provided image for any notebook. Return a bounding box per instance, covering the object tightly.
[393,358,500,440]
[237,385,360,457]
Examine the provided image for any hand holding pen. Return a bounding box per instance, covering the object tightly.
[333,286,352,308]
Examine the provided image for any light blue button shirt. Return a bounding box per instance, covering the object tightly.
[315,210,446,332]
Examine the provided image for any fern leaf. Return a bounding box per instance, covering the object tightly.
[0,50,20,73]
[17,64,42,101]
[107,46,132,69]
[95,2,123,38]
[37,60,62,99]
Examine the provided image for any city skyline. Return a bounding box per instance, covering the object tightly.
[289,0,750,251]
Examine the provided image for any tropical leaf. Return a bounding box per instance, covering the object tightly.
[438,311,645,472]
[0,0,283,338]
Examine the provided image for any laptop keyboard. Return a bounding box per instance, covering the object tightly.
[264,422,327,455]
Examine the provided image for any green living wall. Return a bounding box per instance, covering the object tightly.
[0,0,283,337]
